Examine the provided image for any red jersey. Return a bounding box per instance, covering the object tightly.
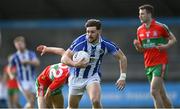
[3,66,18,89]
[137,19,170,67]
[37,63,69,91]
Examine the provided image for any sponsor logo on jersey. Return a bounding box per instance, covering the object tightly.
[153,31,158,37]
[139,34,144,37]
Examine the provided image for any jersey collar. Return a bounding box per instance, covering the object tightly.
[17,49,28,54]
[143,19,155,29]
[150,19,156,26]
[85,34,103,46]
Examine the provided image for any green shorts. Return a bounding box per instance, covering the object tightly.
[35,79,62,97]
[8,88,19,96]
[145,64,168,81]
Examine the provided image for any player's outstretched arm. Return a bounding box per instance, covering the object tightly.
[44,88,51,104]
[114,50,127,91]
[36,45,65,56]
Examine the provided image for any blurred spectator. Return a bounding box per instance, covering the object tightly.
[8,36,40,108]
[3,55,21,108]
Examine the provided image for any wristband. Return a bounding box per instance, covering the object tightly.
[119,73,126,80]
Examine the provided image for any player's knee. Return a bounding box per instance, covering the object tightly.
[150,87,160,97]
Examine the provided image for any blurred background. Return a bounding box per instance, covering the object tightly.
[0,0,179,108]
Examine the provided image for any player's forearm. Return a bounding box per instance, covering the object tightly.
[46,47,65,56]
[44,88,51,100]
[118,54,127,81]
[135,45,144,53]
[61,55,76,67]
[29,60,40,67]
[119,55,127,74]
[46,88,51,95]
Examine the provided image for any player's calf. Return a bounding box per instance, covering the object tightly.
[91,99,102,108]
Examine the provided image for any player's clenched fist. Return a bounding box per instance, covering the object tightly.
[133,39,140,46]
[133,39,144,53]
[36,45,47,56]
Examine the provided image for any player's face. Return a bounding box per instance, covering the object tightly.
[139,9,151,23]
[14,41,26,51]
[86,26,100,44]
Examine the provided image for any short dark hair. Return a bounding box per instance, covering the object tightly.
[14,36,25,43]
[85,19,101,30]
[139,4,154,16]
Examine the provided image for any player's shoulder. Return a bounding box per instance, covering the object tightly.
[101,36,118,48]
[101,37,113,44]
[155,21,169,30]
[137,24,144,31]
[70,34,87,49]
[11,52,18,59]
[73,34,87,43]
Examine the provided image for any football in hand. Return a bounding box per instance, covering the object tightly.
[73,51,90,64]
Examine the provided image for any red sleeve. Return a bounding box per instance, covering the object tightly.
[137,28,142,45]
[48,69,69,91]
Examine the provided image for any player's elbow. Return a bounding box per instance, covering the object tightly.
[61,55,66,64]
[173,36,177,44]
[61,55,68,64]
[169,34,177,46]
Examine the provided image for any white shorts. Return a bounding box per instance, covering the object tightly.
[68,73,101,95]
[18,80,36,93]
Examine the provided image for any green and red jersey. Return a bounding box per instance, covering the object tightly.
[137,19,170,67]
[37,63,69,92]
